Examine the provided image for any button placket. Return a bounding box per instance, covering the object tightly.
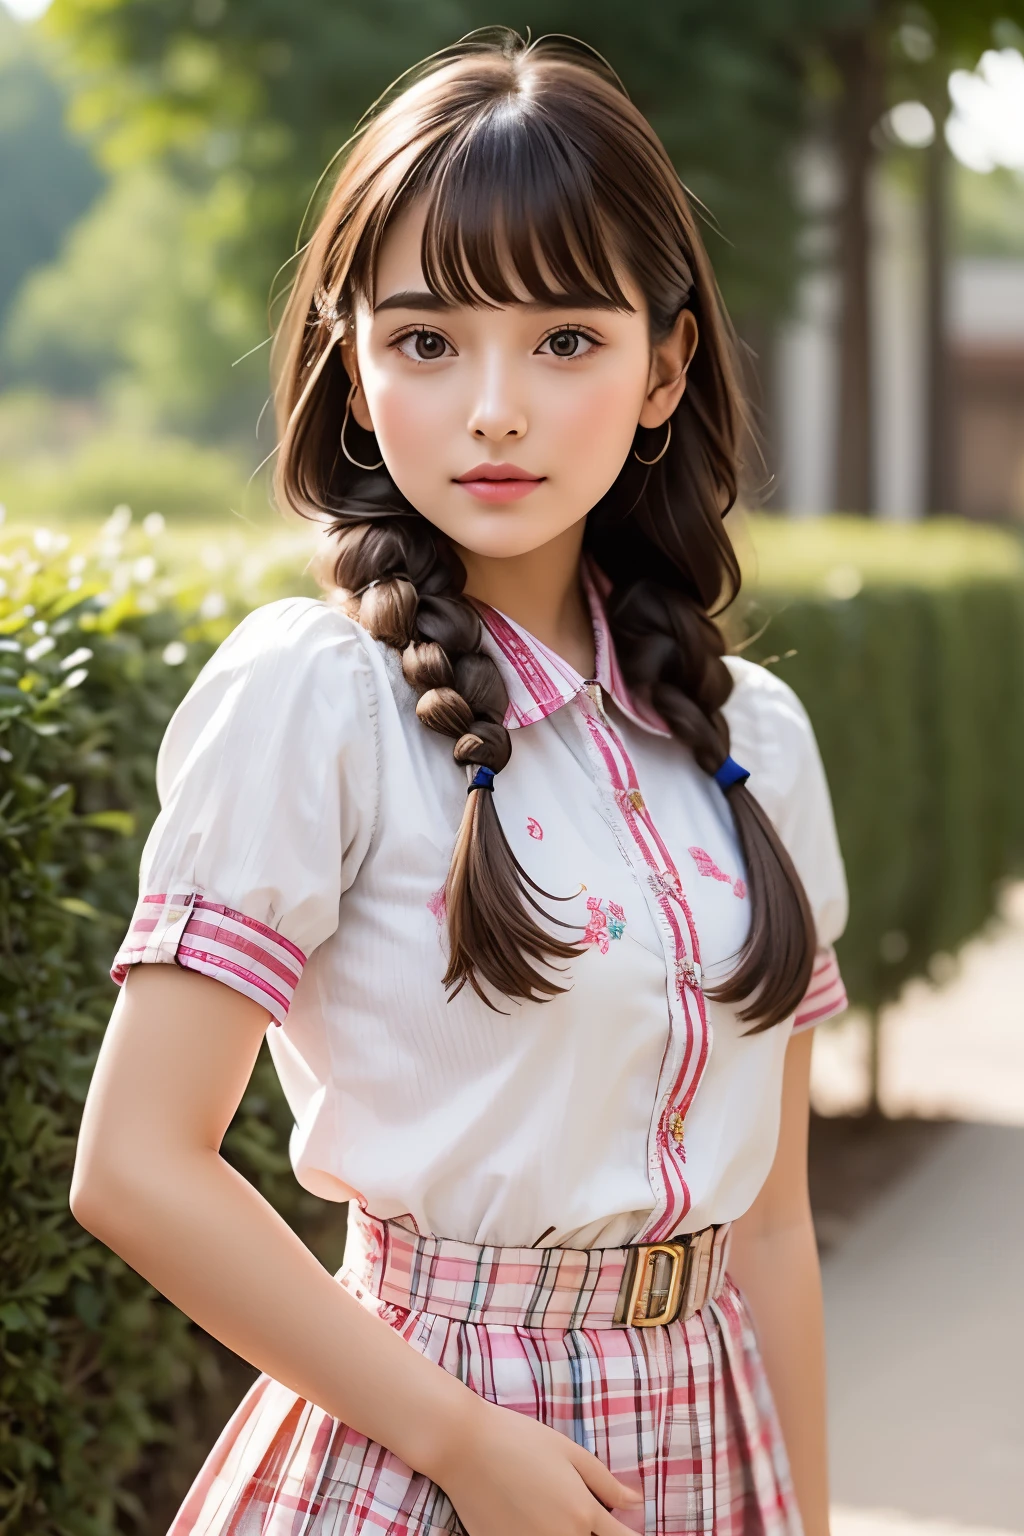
[570,691,712,1241]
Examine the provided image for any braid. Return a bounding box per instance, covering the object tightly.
[607,579,815,1031]
[328,518,582,1007]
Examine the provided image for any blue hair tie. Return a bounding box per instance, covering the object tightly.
[468,765,495,793]
[714,755,750,792]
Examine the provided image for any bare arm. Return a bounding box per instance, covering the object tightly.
[726,1029,830,1536]
[72,965,639,1536]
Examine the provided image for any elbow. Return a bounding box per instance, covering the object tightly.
[69,1144,150,1244]
[69,1155,119,1239]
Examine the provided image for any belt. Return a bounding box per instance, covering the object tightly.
[343,1212,733,1330]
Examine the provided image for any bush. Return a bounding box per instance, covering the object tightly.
[0,511,325,1536]
[740,515,1024,1011]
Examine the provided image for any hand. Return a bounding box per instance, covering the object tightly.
[430,1396,642,1536]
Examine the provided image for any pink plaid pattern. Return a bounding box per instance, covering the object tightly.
[110,891,306,1025]
[169,1216,801,1535]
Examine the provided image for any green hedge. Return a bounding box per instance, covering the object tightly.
[3,509,1024,1533]
[0,513,328,1536]
[738,515,1024,1011]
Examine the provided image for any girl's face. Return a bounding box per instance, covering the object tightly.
[346,201,696,561]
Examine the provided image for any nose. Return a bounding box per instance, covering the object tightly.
[466,352,528,442]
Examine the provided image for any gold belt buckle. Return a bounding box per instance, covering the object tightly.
[623,1241,691,1327]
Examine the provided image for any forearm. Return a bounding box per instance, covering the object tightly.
[727,1215,830,1535]
[73,1144,475,1477]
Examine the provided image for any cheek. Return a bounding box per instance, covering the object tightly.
[549,362,647,490]
[366,374,446,467]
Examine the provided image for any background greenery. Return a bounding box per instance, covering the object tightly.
[3,509,1023,1532]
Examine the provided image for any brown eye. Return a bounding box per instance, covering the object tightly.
[548,330,581,357]
[413,330,447,360]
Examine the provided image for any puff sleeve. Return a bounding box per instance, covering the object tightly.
[110,598,378,1024]
[722,656,849,1032]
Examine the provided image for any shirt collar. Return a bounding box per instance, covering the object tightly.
[476,560,671,738]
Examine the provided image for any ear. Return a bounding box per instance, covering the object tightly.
[638,310,698,429]
[339,335,374,431]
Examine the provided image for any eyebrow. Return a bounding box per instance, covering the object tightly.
[373,289,624,315]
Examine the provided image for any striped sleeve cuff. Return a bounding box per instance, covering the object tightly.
[110,891,306,1025]
[792,944,848,1033]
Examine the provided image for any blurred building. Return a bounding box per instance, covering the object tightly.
[953,259,1024,520]
[777,177,1024,521]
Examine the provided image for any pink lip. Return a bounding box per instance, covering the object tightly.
[455,462,546,504]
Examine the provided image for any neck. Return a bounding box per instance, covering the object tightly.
[456,521,595,678]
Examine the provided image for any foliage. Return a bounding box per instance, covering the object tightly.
[0,511,318,1536]
[0,10,102,345]
[739,515,1024,1011]
[0,427,254,528]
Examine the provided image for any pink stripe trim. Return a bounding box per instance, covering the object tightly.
[176,945,291,1015]
[184,917,301,988]
[793,947,847,1030]
[193,898,307,966]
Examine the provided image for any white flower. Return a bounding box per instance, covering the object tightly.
[60,647,93,671]
[0,579,6,599]
[68,554,87,574]
[162,640,187,666]
[104,505,133,536]
[32,619,47,635]
[34,528,55,554]
[143,512,166,538]
[63,668,88,689]
[25,635,56,662]
[200,591,226,620]
[67,575,83,591]
[133,555,157,584]
[0,639,20,653]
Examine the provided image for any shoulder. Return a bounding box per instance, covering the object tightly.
[209,595,378,676]
[721,655,818,809]
[157,598,380,791]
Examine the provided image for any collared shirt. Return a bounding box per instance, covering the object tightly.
[111,575,848,1248]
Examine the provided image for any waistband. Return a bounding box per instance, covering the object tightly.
[343,1212,733,1330]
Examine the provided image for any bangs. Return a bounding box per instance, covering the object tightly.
[366,100,634,313]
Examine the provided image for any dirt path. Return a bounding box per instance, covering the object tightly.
[817,885,1024,1533]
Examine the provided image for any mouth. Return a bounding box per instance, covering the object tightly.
[454,462,546,504]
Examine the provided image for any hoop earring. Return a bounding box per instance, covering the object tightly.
[633,419,672,466]
[341,382,384,471]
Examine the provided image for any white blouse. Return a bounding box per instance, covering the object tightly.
[112,571,848,1249]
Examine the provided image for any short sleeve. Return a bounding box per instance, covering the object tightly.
[111,598,378,1024]
[722,656,849,1032]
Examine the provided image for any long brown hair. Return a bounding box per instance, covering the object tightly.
[272,29,815,1028]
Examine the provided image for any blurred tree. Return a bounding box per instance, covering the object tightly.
[824,2,1024,514]
[0,9,102,350]
[34,0,861,444]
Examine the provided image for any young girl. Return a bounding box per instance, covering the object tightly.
[73,31,848,1536]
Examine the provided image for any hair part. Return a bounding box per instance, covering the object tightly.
[273,28,815,1028]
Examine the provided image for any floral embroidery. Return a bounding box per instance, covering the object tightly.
[526,817,544,840]
[426,886,447,923]
[733,877,747,900]
[675,956,703,992]
[688,846,732,884]
[583,896,626,953]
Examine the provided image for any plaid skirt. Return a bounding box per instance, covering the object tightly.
[169,1214,802,1536]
